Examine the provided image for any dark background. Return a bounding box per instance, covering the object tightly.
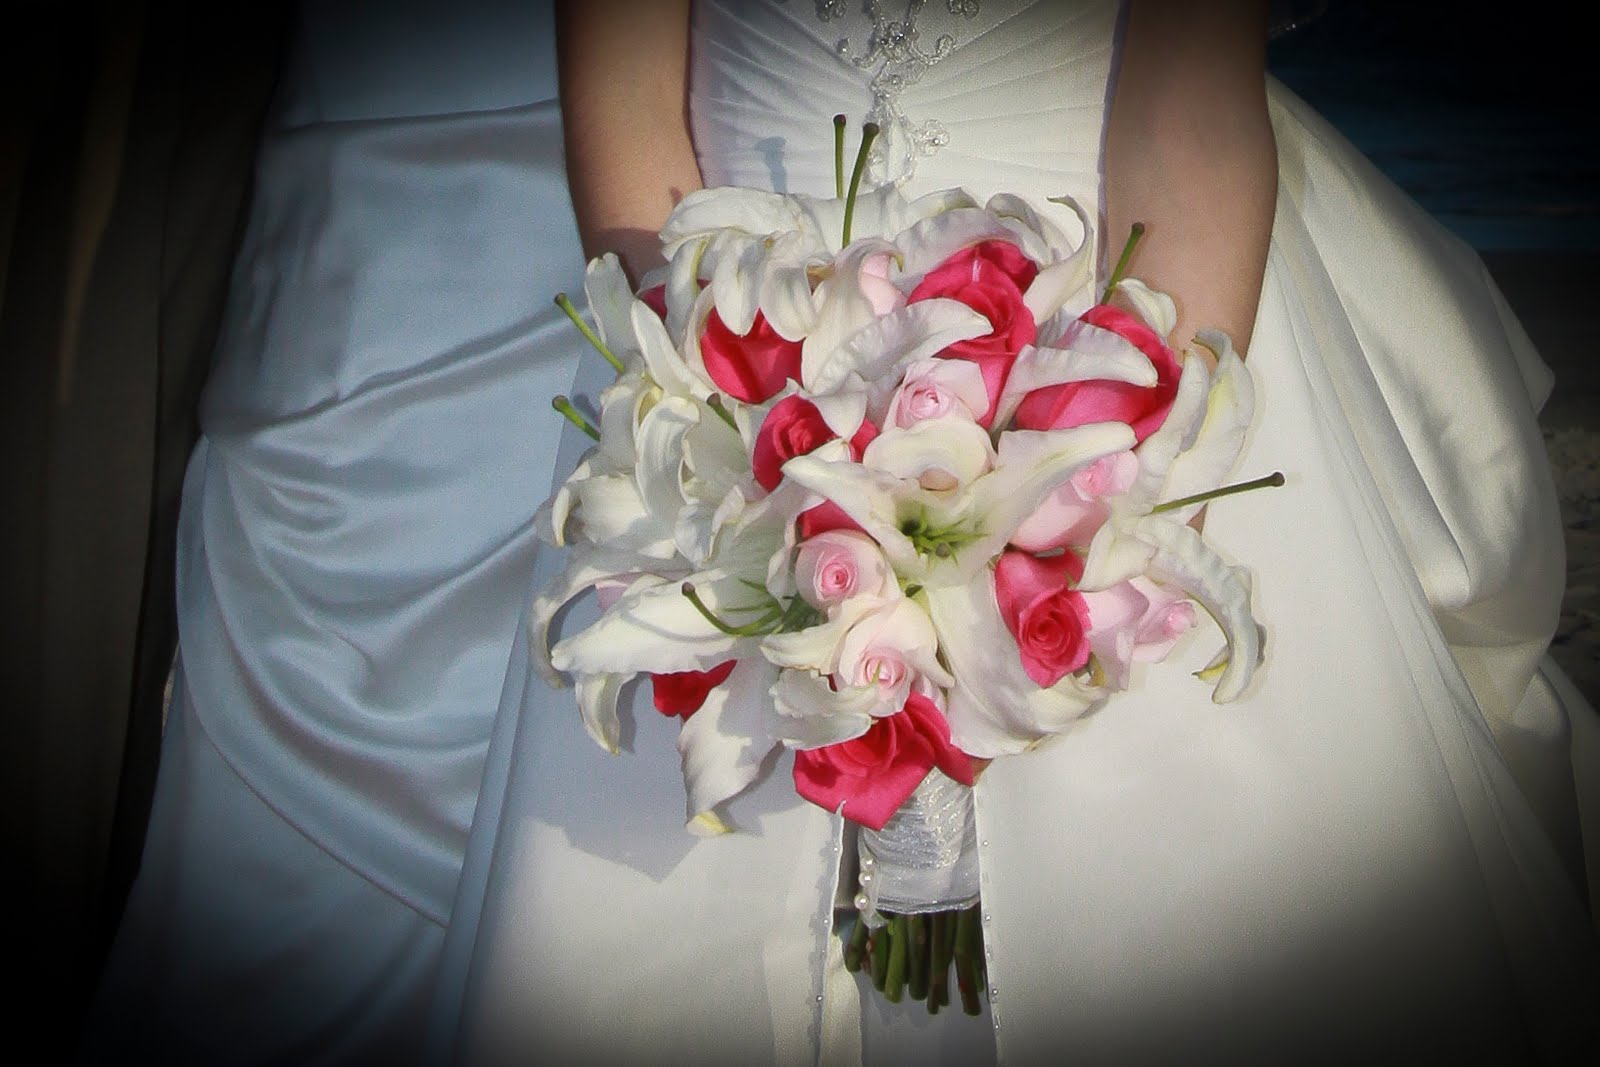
[1268,0,1597,252]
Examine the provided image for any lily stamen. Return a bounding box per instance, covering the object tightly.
[681,583,778,637]
[555,292,626,374]
[552,395,601,440]
[833,113,848,200]
[1151,470,1285,514]
[841,122,881,246]
[1100,221,1145,304]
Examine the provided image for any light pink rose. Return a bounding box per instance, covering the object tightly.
[858,252,906,317]
[1080,577,1197,689]
[885,358,990,429]
[793,530,895,612]
[835,599,949,714]
[594,576,634,611]
[1129,577,1197,663]
[1009,450,1138,552]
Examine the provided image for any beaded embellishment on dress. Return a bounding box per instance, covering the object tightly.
[786,0,982,184]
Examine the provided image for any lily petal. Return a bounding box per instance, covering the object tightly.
[575,671,627,754]
[993,319,1158,430]
[925,571,1107,757]
[1125,352,1212,506]
[550,570,761,676]
[1156,330,1256,521]
[634,298,707,399]
[678,657,784,830]
[769,669,879,749]
[530,546,667,687]
[862,417,995,492]
[1112,278,1178,337]
[583,254,644,367]
[574,472,677,559]
[1119,515,1263,703]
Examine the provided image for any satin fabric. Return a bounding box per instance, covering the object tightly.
[82,2,589,1060]
[446,1,1599,1062]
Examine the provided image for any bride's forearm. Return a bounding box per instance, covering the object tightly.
[1104,0,1277,357]
[556,0,703,282]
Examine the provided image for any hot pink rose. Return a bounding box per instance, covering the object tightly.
[700,307,804,404]
[993,549,1092,688]
[796,500,864,541]
[792,692,975,830]
[638,284,669,320]
[650,659,737,719]
[908,240,1040,426]
[1012,304,1181,442]
[752,396,878,492]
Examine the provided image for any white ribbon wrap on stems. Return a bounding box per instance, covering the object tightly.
[857,769,981,918]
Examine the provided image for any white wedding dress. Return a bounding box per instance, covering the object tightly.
[441,2,1600,1064]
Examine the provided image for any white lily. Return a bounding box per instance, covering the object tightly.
[861,416,995,493]
[991,316,1161,430]
[677,656,783,833]
[1076,330,1267,702]
[782,421,1136,585]
[925,571,1107,757]
[769,668,882,750]
[895,193,1096,328]
[529,545,683,689]
[659,183,942,349]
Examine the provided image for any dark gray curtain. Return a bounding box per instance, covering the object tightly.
[0,0,289,1036]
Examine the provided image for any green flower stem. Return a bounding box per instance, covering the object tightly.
[926,911,949,1013]
[844,913,869,973]
[1100,221,1146,305]
[554,293,625,374]
[907,913,929,1003]
[884,914,909,1003]
[551,396,600,440]
[954,904,983,1015]
[841,122,881,247]
[1151,470,1285,515]
[938,910,959,1008]
[833,113,847,200]
[705,393,739,431]
[870,923,891,992]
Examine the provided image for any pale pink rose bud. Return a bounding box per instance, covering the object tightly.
[1071,450,1138,499]
[885,358,989,429]
[858,252,906,317]
[1010,450,1138,552]
[1130,577,1196,663]
[835,599,952,714]
[793,530,894,612]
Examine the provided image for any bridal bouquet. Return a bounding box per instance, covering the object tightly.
[533,122,1274,1012]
